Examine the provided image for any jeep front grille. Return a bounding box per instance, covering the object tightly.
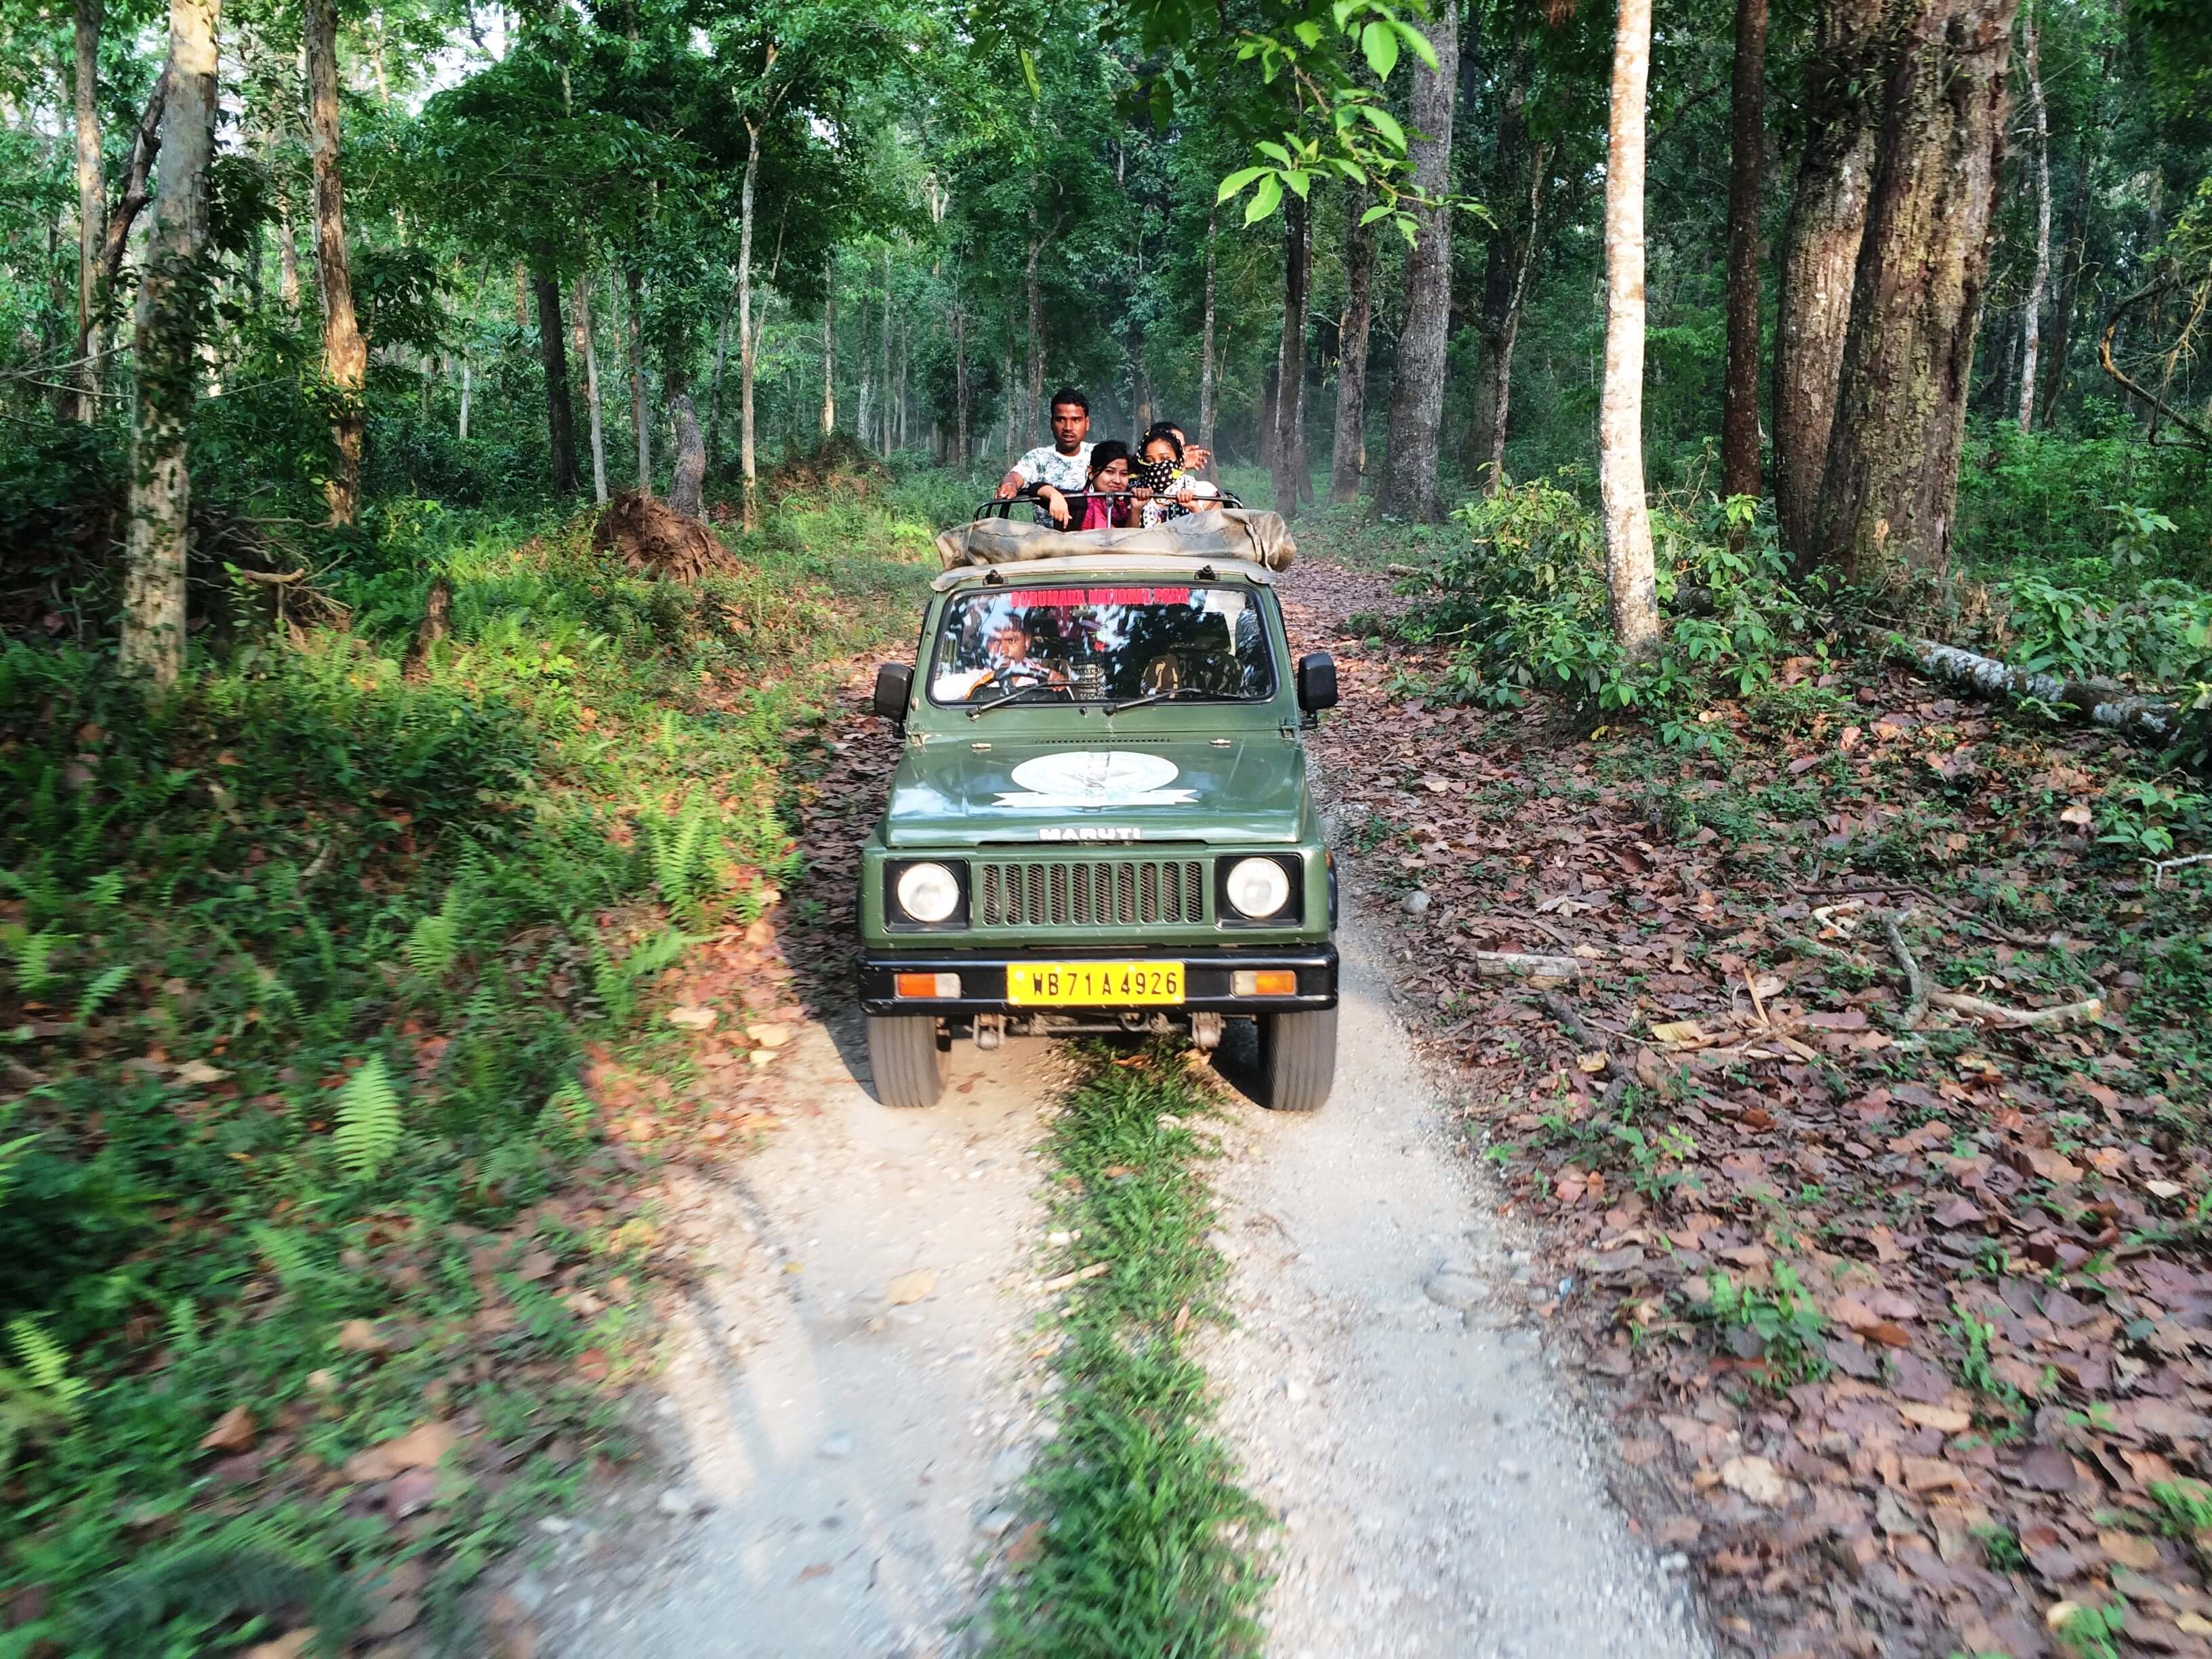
[975,859,1209,928]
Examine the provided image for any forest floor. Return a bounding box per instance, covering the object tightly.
[1286,537,2212,1659]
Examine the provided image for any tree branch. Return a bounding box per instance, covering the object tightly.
[2099,281,2212,452]
[98,66,170,291]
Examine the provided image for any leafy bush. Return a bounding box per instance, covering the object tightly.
[1980,573,2212,686]
[1957,411,2211,588]
[1394,474,1824,742]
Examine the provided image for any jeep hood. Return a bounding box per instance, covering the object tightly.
[882,735,1309,848]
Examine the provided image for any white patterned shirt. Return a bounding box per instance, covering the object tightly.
[1011,443,1093,494]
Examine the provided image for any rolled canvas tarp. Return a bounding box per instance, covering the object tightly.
[935,508,1297,573]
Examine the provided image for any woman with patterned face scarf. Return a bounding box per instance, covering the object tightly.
[1132,429,1218,527]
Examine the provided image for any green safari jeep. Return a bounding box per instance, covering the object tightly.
[857,515,1339,1112]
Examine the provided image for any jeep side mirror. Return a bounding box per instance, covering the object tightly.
[1296,653,1338,713]
[872,662,913,722]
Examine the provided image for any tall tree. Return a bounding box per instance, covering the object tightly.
[1771,0,1882,563]
[72,0,104,423]
[1601,0,1659,653]
[1810,0,2021,578]
[1376,2,1458,522]
[532,264,579,493]
[304,0,367,525]
[2015,1,2050,432]
[622,266,651,495]
[737,115,763,521]
[819,252,836,436]
[120,0,221,685]
[573,272,609,502]
[1328,205,1375,504]
[1721,0,1769,504]
[1197,207,1218,467]
[1271,194,1310,516]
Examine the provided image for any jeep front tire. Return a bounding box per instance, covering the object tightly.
[867,1014,947,1109]
[1257,1006,1336,1113]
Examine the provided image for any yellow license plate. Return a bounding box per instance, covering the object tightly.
[1006,961,1185,1006]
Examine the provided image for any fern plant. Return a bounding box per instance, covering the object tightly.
[7,1317,85,1414]
[592,927,691,1024]
[330,1057,403,1180]
[3,925,69,997]
[644,788,723,920]
[74,963,133,1025]
[403,883,467,979]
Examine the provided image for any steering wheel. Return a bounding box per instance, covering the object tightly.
[966,661,1068,701]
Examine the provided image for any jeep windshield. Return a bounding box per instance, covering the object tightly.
[927,583,1276,708]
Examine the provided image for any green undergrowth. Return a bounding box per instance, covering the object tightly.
[989,1046,1267,1658]
[1385,474,1828,745]
[0,500,929,1652]
[1368,471,2212,763]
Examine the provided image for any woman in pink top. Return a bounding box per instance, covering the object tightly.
[1033,441,1134,530]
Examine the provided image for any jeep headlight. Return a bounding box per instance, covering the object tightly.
[895,861,962,924]
[1224,857,1292,920]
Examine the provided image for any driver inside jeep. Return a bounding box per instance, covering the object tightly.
[930,610,1069,702]
[928,587,1270,706]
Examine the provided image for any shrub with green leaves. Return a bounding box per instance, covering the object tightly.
[1395,476,1821,740]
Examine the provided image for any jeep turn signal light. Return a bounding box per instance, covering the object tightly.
[895,972,961,999]
[1232,970,1297,996]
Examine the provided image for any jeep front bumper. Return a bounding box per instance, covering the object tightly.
[856,943,1338,1017]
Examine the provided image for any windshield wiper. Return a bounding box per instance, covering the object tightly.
[1103,687,1233,716]
[966,683,1075,719]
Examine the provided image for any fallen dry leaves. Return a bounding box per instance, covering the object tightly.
[1285,559,2212,1659]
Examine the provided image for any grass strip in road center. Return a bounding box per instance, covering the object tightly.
[987,1044,1267,1658]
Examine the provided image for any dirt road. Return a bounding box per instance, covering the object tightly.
[527,562,1713,1658]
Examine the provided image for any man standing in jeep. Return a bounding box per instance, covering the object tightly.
[995,388,1093,508]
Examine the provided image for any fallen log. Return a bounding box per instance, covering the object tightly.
[1928,989,2105,1029]
[1893,635,2187,748]
[1472,950,1580,981]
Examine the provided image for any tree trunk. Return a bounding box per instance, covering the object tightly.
[2039,113,2094,426]
[459,358,471,440]
[1197,208,1218,468]
[72,0,104,422]
[624,264,651,497]
[668,392,705,517]
[737,121,760,526]
[120,0,220,687]
[2015,1,2049,434]
[951,297,968,464]
[305,0,367,525]
[275,186,300,310]
[705,283,731,471]
[1024,223,1044,447]
[1465,52,1530,490]
[531,263,579,494]
[1771,0,1883,564]
[1271,194,1310,518]
[1329,209,1376,504]
[1601,0,1660,655]
[575,272,607,503]
[514,261,528,327]
[1376,1,1458,522]
[1810,0,2021,579]
[1481,142,1549,497]
[881,245,894,453]
[1721,0,1769,504]
[819,253,836,438]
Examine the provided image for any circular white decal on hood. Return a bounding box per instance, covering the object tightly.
[997,750,1195,810]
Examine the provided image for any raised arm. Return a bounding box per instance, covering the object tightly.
[995,467,1025,499]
